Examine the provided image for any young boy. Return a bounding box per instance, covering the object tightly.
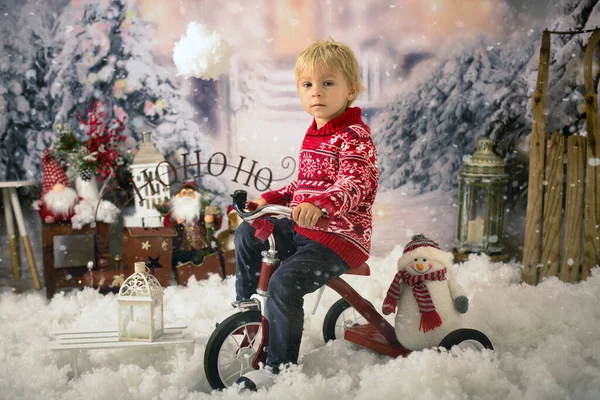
[234,38,379,390]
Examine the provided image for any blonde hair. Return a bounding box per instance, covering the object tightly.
[295,38,365,106]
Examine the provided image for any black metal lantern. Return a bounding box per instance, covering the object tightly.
[455,138,508,255]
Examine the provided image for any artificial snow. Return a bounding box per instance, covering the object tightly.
[70,198,122,230]
[172,22,232,81]
[1,250,599,399]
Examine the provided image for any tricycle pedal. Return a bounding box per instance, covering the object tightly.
[231,298,261,312]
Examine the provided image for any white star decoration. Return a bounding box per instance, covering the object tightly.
[141,240,151,251]
[161,240,168,250]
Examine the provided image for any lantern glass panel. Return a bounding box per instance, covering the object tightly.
[466,185,487,244]
[119,302,152,340]
[152,302,164,337]
[456,181,469,244]
[485,182,506,250]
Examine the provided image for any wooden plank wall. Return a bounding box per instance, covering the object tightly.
[528,133,587,283]
[522,31,551,285]
[560,136,586,282]
[522,29,600,284]
[540,132,564,279]
[582,30,600,280]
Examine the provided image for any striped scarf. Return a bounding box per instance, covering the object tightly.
[387,268,447,332]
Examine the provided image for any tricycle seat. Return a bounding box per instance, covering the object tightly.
[345,262,370,276]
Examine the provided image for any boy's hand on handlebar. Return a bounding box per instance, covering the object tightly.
[292,202,323,228]
[248,197,267,210]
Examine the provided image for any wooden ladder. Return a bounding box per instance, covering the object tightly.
[522,29,600,284]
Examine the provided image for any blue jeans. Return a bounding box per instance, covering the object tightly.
[234,218,350,368]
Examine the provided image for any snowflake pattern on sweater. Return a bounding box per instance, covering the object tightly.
[260,107,379,268]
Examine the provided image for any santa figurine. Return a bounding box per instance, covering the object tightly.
[381,234,469,351]
[37,149,78,224]
[164,181,212,265]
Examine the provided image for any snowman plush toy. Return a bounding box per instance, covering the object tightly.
[382,234,469,351]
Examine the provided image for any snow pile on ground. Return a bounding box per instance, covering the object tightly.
[1,250,599,400]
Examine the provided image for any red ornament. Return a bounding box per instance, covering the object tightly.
[76,101,127,180]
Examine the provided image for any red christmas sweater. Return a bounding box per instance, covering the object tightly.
[260,107,379,268]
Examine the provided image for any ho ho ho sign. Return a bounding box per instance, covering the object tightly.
[127,150,296,205]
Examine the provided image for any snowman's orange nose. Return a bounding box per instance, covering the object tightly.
[416,263,424,271]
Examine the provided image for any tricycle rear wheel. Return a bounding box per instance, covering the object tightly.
[438,328,494,352]
[322,298,372,343]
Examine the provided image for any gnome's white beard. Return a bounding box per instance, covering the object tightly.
[43,187,78,215]
[171,194,201,225]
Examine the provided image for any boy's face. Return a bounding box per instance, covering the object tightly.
[297,66,356,129]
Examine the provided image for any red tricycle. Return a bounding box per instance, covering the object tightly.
[203,190,493,389]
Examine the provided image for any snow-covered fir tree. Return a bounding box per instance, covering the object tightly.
[373,0,600,203]
[50,0,216,172]
[0,0,71,181]
[0,0,226,203]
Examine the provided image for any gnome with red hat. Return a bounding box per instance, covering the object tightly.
[381,234,469,350]
[38,149,79,224]
[164,181,214,265]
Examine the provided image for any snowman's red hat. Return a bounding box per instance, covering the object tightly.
[397,234,453,270]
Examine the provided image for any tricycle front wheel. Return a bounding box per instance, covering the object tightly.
[203,311,262,390]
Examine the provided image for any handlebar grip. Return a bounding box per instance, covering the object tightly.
[250,219,275,241]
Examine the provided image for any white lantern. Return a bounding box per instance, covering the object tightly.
[117,262,164,342]
[124,131,171,228]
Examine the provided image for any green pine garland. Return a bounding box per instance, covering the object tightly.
[50,125,96,179]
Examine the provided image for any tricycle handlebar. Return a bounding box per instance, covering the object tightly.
[231,189,292,222]
[235,203,292,222]
[230,190,329,229]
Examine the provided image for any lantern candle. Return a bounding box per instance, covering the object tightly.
[126,320,150,339]
[467,216,485,244]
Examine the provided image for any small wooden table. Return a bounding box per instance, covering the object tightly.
[50,326,194,378]
[0,180,41,289]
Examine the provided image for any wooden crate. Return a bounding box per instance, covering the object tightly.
[122,227,178,286]
[42,222,112,299]
[176,252,224,285]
